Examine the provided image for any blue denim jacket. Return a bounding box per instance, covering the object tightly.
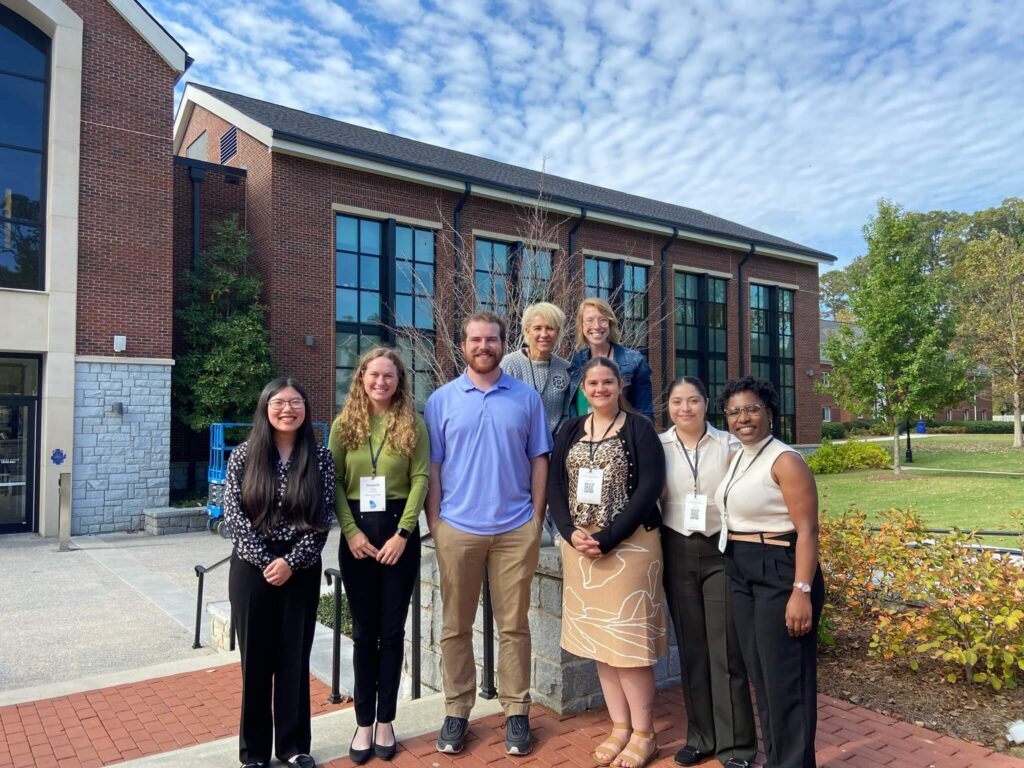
[567,343,654,420]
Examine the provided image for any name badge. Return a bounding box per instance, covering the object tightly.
[684,493,707,532]
[718,515,729,553]
[576,468,604,505]
[359,476,386,513]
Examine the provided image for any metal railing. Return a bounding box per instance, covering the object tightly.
[193,554,232,650]
[869,526,1023,556]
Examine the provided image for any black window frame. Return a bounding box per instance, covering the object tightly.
[750,283,796,443]
[674,271,728,427]
[584,255,649,354]
[0,5,49,293]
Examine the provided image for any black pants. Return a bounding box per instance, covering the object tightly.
[662,528,757,764]
[726,536,825,768]
[341,499,421,726]
[229,548,322,765]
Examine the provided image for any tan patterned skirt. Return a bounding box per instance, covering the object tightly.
[560,524,667,667]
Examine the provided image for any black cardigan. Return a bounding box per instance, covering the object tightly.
[547,412,665,554]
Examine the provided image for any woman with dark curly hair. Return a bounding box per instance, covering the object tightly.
[714,376,824,768]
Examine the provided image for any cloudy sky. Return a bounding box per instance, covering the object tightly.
[154,0,1024,267]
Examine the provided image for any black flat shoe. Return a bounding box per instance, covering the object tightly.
[674,745,708,766]
[350,730,373,765]
[374,722,398,760]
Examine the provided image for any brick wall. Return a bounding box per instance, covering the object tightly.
[70,0,178,358]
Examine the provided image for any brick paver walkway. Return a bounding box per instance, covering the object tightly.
[0,664,346,768]
[324,687,1024,768]
[2,669,1022,768]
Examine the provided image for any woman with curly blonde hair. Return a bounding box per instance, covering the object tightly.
[328,347,430,763]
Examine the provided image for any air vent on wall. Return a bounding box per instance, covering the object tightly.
[220,126,238,163]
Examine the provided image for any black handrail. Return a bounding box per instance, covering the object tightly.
[324,568,344,704]
[480,572,497,699]
[193,554,232,650]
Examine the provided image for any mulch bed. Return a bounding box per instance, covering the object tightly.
[818,626,1024,758]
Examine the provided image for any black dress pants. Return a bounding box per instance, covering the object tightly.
[341,499,421,726]
[229,549,322,765]
[662,528,757,764]
[726,536,825,768]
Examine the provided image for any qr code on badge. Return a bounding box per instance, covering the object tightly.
[583,481,595,494]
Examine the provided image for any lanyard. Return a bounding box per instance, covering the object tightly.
[526,350,551,399]
[367,431,387,476]
[674,425,707,494]
[721,437,774,514]
[587,409,621,465]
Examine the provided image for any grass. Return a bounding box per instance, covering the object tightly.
[816,434,1024,546]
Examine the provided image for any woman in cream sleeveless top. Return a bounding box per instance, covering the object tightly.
[714,377,824,768]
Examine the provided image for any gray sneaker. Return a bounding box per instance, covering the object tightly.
[505,715,533,755]
[436,716,469,753]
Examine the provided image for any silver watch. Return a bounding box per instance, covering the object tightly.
[792,581,812,593]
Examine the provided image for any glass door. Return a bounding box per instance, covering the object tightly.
[0,400,35,532]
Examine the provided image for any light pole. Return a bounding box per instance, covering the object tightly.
[904,417,913,463]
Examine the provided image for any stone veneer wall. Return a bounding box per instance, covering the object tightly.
[72,361,171,533]
[405,540,681,715]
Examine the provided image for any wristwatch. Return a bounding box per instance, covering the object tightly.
[396,528,412,539]
[793,581,811,593]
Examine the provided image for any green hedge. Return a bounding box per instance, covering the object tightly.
[807,439,891,474]
[821,419,1015,439]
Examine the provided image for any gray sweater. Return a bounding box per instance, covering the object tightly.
[500,349,571,435]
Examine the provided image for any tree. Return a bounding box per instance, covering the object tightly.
[955,226,1024,448]
[173,216,275,431]
[820,200,972,472]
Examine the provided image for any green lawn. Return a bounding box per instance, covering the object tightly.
[816,434,1024,542]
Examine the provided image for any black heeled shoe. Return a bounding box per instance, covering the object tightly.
[350,728,373,765]
[373,722,397,761]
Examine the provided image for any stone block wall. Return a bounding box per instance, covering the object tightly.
[405,540,680,715]
[71,361,171,533]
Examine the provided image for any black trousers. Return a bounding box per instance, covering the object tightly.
[229,548,322,765]
[341,499,421,726]
[726,536,825,768]
[662,528,757,764]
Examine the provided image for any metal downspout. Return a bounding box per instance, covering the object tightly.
[452,182,472,337]
[660,227,678,417]
[189,166,205,271]
[738,244,755,376]
[568,207,587,284]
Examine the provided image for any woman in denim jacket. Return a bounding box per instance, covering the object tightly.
[567,297,654,420]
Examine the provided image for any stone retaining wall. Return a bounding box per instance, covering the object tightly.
[143,506,208,535]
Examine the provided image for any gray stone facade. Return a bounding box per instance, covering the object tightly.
[405,539,681,715]
[143,506,208,536]
[72,362,171,534]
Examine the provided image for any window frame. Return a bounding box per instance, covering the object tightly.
[584,255,649,354]
[750,284,796,443]
[674,271,728,427]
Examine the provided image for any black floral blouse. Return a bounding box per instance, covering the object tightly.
[223,440,335,570]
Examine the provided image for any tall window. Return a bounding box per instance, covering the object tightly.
[0,7,48,291]
[519,247,551,305]
[750,284,796,442]
[584,256,649,353]
[584,256,613,300]
[475,239,510,315]
[675,273,728,425]
[335,214,438,412]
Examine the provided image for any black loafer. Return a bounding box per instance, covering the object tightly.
[287,755,316,768]
[374,722,398,760]
[350,729,373,765]
[674,745,708,766]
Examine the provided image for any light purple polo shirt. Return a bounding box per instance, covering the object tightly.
[424,371,552,535]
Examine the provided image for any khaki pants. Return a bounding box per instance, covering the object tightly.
[433,516,541,718]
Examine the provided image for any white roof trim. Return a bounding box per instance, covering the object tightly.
[173,88,832,266]
[106,0,186,72]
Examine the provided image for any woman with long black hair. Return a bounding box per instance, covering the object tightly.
[223,377,335,768]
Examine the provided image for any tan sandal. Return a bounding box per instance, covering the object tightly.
[592,722,631,766]
[612,729,658,768]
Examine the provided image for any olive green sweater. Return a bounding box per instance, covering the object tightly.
[328,412,430,541]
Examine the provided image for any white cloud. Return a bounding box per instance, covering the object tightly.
[154,0,1024,265]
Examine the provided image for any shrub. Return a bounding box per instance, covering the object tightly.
[807,439,891,474]
[931,425,967,434]
[317,592,353,636]
[821,423,847,440]
[937,420,1014,434]
[820,508,1024,690]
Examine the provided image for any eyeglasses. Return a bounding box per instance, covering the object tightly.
[724,404,766,419]
[269,398,306,411]
[583,317,610,328]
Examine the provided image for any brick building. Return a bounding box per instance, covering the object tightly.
[0,0,187,534]
[172,84,836,449]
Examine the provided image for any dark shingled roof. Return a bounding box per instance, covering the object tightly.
[191,83,834,262]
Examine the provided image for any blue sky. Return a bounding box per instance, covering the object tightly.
[155,0,1024,268]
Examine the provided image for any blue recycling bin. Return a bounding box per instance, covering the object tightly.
[916,420,926,434]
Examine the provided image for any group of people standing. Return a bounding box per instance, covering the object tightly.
[220,295,824,768]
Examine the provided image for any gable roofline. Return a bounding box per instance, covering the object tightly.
[174,83,835,265]
[108,0,189,74]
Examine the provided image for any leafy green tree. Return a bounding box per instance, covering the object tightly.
[819,258,865,321]
[174,216,275,431]
[821,200,972,472]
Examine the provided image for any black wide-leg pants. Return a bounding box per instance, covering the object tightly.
[341,499,421,727]
[229,551,322,765]
[662,527,757,763]
[726,537,825,768]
